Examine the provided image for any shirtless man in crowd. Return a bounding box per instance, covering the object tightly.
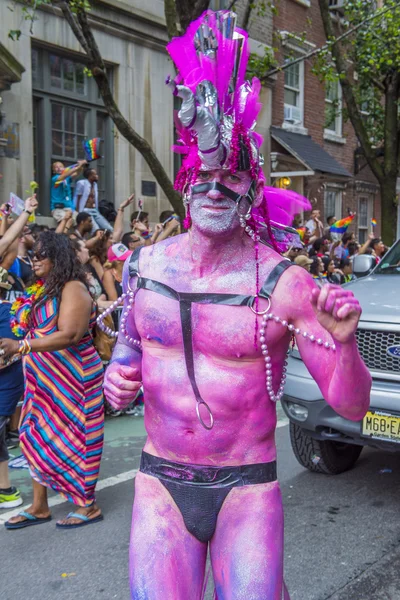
[103,10,371,599]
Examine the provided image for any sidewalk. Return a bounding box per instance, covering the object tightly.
[327,545,400,600]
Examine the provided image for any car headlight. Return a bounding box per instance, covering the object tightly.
[286,401,308,421]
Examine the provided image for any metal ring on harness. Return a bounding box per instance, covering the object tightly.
[250,296,271,316]
[235,195,252,219]
[196,400,214,431]
[127,273,140,295]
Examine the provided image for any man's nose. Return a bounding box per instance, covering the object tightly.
[206,185,225,201]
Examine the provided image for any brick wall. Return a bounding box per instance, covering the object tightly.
[271,0,382,239]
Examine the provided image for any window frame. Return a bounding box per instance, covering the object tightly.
[31,45,114,213]
[324,79,343,137]
[358,195,373,244]
[283,55,304,126]
[324,186,343,222]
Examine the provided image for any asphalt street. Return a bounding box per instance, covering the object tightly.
[2,406,400,600]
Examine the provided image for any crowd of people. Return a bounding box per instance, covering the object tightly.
[0,163,181,522]
[287,208,387,287]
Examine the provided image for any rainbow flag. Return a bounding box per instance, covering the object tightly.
[82,137,102,162]
[54,138,103,187]
[371,218,377,227]
[330,214,355,234]
[296,227,307,241]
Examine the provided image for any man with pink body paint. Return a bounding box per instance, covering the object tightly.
[103,10,371,600]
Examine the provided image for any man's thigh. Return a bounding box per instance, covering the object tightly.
[88,209,113,232]
[129,472,207,600]
[210,481,288,600]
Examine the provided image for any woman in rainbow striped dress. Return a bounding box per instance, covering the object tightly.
[0,231,104,530]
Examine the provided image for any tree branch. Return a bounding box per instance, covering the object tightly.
[384,72,400,177]
[164,0,180,39]
[263,1,400,81]
[57,1,184,220]
[318,0,384,182]
[240,0,254,31]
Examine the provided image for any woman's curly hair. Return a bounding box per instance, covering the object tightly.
[33,231,90,308]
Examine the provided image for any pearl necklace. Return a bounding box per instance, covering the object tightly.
[96,289,142,352]
[98,293,336,405]
[260,311,336,403]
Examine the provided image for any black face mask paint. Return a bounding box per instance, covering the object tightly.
[190,180,256,207]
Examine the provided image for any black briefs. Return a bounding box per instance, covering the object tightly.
[139,451,277,543]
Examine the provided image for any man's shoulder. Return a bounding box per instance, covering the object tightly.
[75,179,86,191]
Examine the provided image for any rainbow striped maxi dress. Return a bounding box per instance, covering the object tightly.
[19,296,104,507]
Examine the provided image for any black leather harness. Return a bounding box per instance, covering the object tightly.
[129,247,293,429]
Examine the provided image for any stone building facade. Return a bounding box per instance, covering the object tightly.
[0,0,175,224]
[270,0,382,243]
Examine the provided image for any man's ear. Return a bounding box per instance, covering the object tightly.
[254,178,264,208]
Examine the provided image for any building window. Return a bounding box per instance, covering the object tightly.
[358,195,373,244]
[284,57,304,125]
[324,187,342,222]
[50,54,86,95]
[32,46,114,212]
[51,103,88,159]
[325,80,342,136]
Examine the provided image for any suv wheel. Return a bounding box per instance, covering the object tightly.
[290,422,363,475]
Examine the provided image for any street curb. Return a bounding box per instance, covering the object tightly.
[326,544,400,600]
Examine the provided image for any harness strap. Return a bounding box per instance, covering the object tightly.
[258,259,293,300]
[127,250,294,430]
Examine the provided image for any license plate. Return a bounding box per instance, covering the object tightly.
[362,410,400,444]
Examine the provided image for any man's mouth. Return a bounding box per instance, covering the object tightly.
[202,205,232,213]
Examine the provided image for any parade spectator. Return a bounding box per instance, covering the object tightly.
[111,194,135,244]
[309,256,327,288]
[103,244,132,302]
[309,237,330,258]
[71,238,111,311]
[358,233,385,263]
[292,213,303,229]
[11,226,35,286]
[130,210,149,233]
[305,209,324,241]
[73,168,113,232]
[324,215,336,237]
[0,267,24,509]
[369,237,385,263]
[50,160,85,223]
[283,246,303,262]
[321,256,341,284]
[121,231,145,251]
[2,232,104,529]
[0,196,38,261]
[333,232,353,261]
[340,258,357,284]
[294,255,313,272]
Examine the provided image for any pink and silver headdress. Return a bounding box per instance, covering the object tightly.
[166,9,310,251]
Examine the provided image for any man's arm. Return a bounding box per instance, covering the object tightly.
[55,160,87,185]
[0,196,38,258]
[103,259,142,409]
[358,233,374,256]
[112,194,135,243]
[281,269,371,421]
[55,209,73,234]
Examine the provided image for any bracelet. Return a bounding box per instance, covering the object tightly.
[24,209,33,215]
[18,338,32,355]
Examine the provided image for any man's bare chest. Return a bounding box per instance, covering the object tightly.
[134,268,288,360]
